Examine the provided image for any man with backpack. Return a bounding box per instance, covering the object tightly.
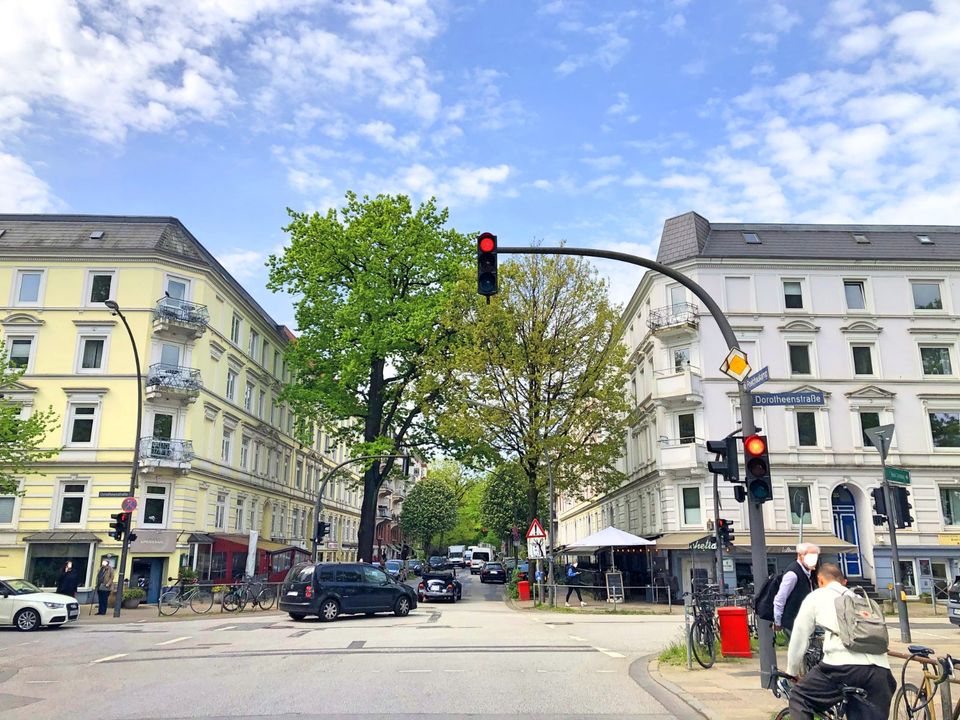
[785,563,895,720]
[772,542,819,633]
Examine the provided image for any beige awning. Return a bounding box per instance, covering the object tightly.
[651,530,855,552]
[22,531,100,543]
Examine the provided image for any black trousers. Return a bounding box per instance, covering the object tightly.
[566,585,582,602]
[97,589,110,615]
[788,663,896,720]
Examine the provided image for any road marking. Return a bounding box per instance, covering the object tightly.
[91,653,127,664]
[593,647,625,658]
[155,636,191,646]
[26,680,59,684]
[596,670,616,673]
[442,669,465,673]
[217,625,236,632]
[398,669,431,673]
[568,635,587,641]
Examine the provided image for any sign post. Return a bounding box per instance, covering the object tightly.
[526,518,547,560]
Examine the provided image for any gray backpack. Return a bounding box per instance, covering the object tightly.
[831,586,889,655]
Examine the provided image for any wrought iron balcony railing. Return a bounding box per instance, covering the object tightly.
[146,363,202,391]
[647,302,699,331]
[139,437,195,463]
[154,296,210,329]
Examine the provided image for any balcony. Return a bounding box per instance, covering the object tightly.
[657,437,707,472]
[138,437,194,472]
[654,365,703,406]
[145,363,202,404]
[153,297,209,339]
[377,506,392,519]
[378,479,394,497]
[647,302,699,337]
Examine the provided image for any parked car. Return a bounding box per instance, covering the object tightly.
[417,572,462,603]
[948,577,960,627]
[515,562,529,581]
[406,559,424,576]
[479,562,507,584]
[384,559,407,582]
[279,562,417,622]
[0,577,80,631]
[469,548,494,574]
[427,556,450,571]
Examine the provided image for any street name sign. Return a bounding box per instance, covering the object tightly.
[720,348,751,382]
[751,390,825,406]
[744,366,770,391]
[98,491,128,498]
[884,467,911,486]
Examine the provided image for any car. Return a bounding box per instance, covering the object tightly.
[948,580,960,627]
[515,562,530,581]
[427,555,450,571]
[479,562,507,584]
[406,559,424,576]
[469,548,494,574]
[417,572,462,602]
[279,562,418,622]
[0,577,80,631]
[384,559,407,582]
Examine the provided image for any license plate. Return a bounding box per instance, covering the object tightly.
[287,591,298,596]
[952,608,960,616]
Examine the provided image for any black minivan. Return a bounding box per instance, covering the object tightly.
[279,562,418,622]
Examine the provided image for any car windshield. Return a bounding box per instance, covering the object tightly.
[385,561,402,570]
[429,556,445,563]
[485,564,503,570]
[4,579,41,594]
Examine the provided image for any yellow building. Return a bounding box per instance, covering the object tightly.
[0,215,367,600]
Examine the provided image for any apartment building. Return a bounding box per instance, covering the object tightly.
[559,212,960,598]
[0,215,366,600]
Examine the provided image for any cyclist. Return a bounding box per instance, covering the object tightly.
[785,563,895,720]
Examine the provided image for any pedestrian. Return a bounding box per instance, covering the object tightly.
[773,542,819,634]
[95,559,115,615]
[786,563,895,720]
[55,561,80,598]
[565,561,586,607]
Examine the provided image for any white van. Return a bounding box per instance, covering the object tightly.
[469,547,494,574]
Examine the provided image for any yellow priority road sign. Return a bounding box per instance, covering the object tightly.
[721,348,751,382]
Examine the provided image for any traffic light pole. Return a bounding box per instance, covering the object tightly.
[497,245,775,688]
[879,439,911,642]
[713,470,723,590]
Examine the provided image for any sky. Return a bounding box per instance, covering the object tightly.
[2,0,959,327]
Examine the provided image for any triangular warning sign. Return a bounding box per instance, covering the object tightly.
[526,518,546,539]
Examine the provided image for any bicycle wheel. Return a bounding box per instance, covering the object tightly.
[892,683,933,720]
[773,708,791,720]
[256,587,275,611]
[189,589,214,614]
[158,590,182,616]
[222,590,241,613]
[690,618,716,669]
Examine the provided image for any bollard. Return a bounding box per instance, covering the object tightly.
[684,600,693,670]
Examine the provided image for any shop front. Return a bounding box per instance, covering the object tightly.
[874,534,960,599]
[22,531,100,590]
[186,533,310,583]
[128,530,180,603]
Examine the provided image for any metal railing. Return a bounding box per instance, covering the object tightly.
[154,296,210,328]
[647,302,699,331]
[139,437,195,462]
[658,435,703,447]
[146,363,202,391]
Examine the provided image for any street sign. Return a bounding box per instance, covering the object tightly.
[527,538,546,559]
[751,390,825,406]
[121,497,138,512]
[865,424,895,461]
[885,467,911,485]
[98,491,129,498]
[744,366,770,391]
[721,348,751,382]
[525,518,547,539]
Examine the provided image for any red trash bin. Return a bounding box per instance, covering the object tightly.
[517,580,531,601]
[717,606,752,658]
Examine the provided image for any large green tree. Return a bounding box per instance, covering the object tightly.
[435,253,630,522]
[267,192,470,561]
[399,475,458,555]
[0,342,59,494]
[479,463,542,547]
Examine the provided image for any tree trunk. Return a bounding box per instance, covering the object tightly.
[524,462,540,525]
[357,358,386,563]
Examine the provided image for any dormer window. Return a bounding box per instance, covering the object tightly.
[853,234,869,244]
[743,232,761,244]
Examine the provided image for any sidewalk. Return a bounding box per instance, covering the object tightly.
[72,602,283,624]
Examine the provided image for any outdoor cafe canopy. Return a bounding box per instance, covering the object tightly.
[565,526,656,553]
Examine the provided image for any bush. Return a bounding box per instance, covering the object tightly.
[506,574,519,599]
[178,568,199,581]
[122,587,146,601]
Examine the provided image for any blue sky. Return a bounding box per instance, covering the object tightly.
[2,0,959,326]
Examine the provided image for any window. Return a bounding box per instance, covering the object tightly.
[921,346,953,376]
[673,347,690,372]
[215,492,227,530]
[669,285,685,311]
[235,497,245,532]
[210,552,227,578]
[783,280,803,310]
[844,281,866,310]
[270,396,276,424]
[258,389,266,419]
[165,276,189,300]
[248,330,260,360]
[68,404,97,445]
[59,482,86,524]
[725,276,751,312]
[789,343,812,375]
[226,370,238,401]
[852,345,874,375]
[254,442,263,475]
[262,340,269,367]
[87,271,114,304]
[221,428,233,463]
[912,281,943,310]
[8,337,33,369]
[0,490,15,524]
[14,270,42,305]
[682,487,701,525]
[789,486,812,525]
[917,234,933,245]
[797,412,818,446]
[283,452,290,483]
[143,485,167,526]
[295,460,303,489]
[853,234,869,244]
[929,412,960,448]
[78,337,106,372]
[859,412,880,447]
[230,314,241,344]
[363,566,389,585]
[743,232,761,244]
[231,552,247,579]
[248,501,257,532]
[240,437,250,469]
[678,413,695,444]
[244,383,253,412]
[941,487,960,526]
[273,352,281,378]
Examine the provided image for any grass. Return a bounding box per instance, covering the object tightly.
[532,602,666,616]
[658,629,782,668]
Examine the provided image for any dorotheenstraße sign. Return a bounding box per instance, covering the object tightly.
[752,390,825,406]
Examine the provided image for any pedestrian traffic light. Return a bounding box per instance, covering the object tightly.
[707,436,739,482]
[717,518,734,546]
[314,521,329,543]
[743,434,772,502]
[109,512,130,541]
[870,487,887,526]
[892,486,914,529]
[477,232,498,298]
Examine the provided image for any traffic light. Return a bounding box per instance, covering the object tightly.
[892,486,914,529]
[717,518,734,546]
[707,436,739,482]
[743,434,772,502]
[477,232,498,297]
[109,512,131,541]
[314,521,329,543]
[870,487,888,526]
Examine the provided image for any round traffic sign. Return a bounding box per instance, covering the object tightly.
[121,496,138,513]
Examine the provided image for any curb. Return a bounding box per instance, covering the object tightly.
[628,655,709,720]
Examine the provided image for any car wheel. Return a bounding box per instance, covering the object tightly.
[394,596,412,617]
[289,613,307,621]
[15,608,41,632]
[319,599,340,622]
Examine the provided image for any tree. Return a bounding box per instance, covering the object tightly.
[399,475,458,555]
[267,192,470,561]
[479,463,541,546]
[435,253,630,522]
[0,342,59,494]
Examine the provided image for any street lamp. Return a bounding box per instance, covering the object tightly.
[104,300,144,617]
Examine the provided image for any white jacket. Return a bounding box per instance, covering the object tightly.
[786,581,890,676]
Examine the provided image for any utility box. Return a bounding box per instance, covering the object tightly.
[717,606,752,658]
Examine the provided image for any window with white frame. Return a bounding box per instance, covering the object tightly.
[66,403,98,445]
[254,442,263,475]
[929,412,960,448]
[843,280,866,311]
[851,344,875,376]
[85,270,116,305]
[681,486,701,525]
[230,314,241,344]
[677,413,696,444]
[283,452,290,483]
[941,487,960,526]
[783,280,804,310]
[77,335,107,373]
[235,497,245,532]
[226,369,238,401]
[262,339,269,368]
[796,411,818,447]
[13,270,43,306]
[724,276,751,312]
[248,500,257,532]
[788,343,812,375]
[273,351,281,378]
[58,480,87,525]
[920,346,953,376]
[7,336,34,370]
[279,404,286,431]
[215,492,227,530]
[270,395,276,425]
[221,427,233,463]
[673,347,690,372]
[248,329,260,361]
[240,437,250,469]
[244,382,253,412]
[912,281,943,311]
[788,485,812,525]
[0,480,21,525]
[142,485,168,526]
[270,503,278,536]
[165,275,190,300]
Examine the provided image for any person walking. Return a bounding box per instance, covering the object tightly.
[55,561,80,598]
[565,561,586,607]
[95,559,115,615]
[774,542,819,634]
[786,563,895,720]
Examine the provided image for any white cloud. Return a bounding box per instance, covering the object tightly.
[660,13,686,36]
[582,155,623,171]
[607,92,629,115]
[0,153,60,212]
[835,25,885,62]
[681,59,706,76]
[553,13,635,76]
[217,250,267,281]
[357,121,419,153]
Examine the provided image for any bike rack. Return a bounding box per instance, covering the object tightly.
[888,649,957,719]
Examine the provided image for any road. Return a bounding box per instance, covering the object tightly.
[0,570,687,720]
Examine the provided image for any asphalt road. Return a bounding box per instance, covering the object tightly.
[0,570,687,720]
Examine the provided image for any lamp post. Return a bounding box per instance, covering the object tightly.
[104,300,144,617]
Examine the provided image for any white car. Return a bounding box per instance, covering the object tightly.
[0,577,80,631]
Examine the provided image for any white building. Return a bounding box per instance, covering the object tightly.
[559,212,960,598]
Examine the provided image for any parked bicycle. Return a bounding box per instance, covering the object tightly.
[769,668,868,720]
[158,576,214,615]
[892,644,957,720]
[222,575,276,613]
[687,585,723,669]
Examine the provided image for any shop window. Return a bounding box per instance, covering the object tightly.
[941,487,960,526]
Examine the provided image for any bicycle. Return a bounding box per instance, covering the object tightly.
[158,577,214,615]
[892,644,957,720]
[769,668,868,720]
[222,576,276,612]
[687,587,722,669]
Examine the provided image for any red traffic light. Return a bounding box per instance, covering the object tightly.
[118,512,129,523]
[478,233,496,253]
[744,435,766,457]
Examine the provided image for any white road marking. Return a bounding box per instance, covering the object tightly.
[26,680,59,684]
[91,653,127,664]
[216,625,236,631]
[596,670,616,673]
[593,647,625,658]
[155,636,191,646]
[442,669,466,673]
[568,635,587,641]
[544,624,557,629]
[398,669,431,673]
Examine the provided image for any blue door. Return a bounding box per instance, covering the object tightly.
[831,486,862,578]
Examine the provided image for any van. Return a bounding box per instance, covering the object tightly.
[469,548,494,574]
[279,562,418,622]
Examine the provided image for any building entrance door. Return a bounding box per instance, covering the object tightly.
[130,558,164,603]
[831,485,862,578]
